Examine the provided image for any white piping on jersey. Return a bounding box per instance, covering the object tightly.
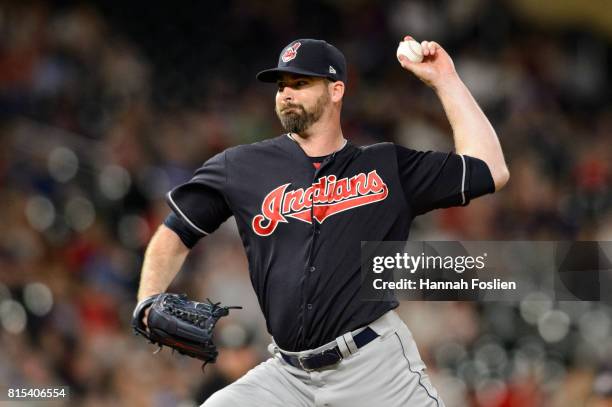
[166,191,210,235]
[286,133,348,153]
[459,154,466,205]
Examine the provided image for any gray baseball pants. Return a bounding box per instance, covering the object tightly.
[202,310,445,407]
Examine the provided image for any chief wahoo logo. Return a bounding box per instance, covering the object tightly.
[281,42,301,63]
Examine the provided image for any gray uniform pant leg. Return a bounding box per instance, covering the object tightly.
[202,357,313,407]
[202,311,445,407]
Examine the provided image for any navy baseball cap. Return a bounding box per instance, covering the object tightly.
[256,39,347,83]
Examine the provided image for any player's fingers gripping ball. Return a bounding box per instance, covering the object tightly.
[396,39,423,63]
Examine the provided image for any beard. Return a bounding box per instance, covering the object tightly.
[275,91,330,134]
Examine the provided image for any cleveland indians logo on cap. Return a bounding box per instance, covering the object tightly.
[281,42,301,63]
[251,171,389,236]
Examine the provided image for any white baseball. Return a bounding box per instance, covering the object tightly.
[396,40,423,63]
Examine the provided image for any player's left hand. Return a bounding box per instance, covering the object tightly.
[397,36,458,89]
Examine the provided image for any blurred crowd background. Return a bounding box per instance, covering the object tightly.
[1,1,611,406]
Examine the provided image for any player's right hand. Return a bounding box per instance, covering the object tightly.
[398,35,458,90]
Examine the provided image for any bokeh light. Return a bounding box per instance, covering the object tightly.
[0,300,27,334]
[23,282,54,317]
[98,165,131,200]
[538,310,571,343]
[25,195,56,231]
[65,196,96,231]
[520,291,553,325]
[47,146,79,182]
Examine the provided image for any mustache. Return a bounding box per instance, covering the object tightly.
[279,103,304,112]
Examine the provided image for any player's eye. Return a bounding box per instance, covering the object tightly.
[296,80,308,87]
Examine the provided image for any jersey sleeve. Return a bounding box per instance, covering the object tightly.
[165,151,233,238]
[395,145,495,215]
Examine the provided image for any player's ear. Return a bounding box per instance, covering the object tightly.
[329,80,344,103]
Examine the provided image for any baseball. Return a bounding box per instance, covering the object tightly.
[396,40,423,63]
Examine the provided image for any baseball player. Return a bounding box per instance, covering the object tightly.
[136,37,509,406]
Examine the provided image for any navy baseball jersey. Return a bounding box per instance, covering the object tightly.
[164,134,494,351]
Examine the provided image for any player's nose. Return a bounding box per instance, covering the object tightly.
[278,85,295,99]
[280,93,294,104]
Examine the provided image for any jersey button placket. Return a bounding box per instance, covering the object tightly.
[304,166,319,320]
[303,153,334,344]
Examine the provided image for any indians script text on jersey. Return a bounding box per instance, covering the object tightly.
[252,170,389,236]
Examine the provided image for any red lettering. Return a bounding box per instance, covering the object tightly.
[283,188,304,213]
[367,170,385,193]
[252,183,289,236]
[353,173,368,195]
[252,172,389,236]
[332,178,353,202]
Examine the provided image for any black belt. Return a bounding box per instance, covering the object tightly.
[280,327,379,371]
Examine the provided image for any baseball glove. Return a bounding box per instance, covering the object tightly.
[132,293,241,364]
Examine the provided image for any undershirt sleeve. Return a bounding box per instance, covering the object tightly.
[163,212,201,249]
[165,151,233,243]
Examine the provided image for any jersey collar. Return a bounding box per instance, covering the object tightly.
[283,133,351,161]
